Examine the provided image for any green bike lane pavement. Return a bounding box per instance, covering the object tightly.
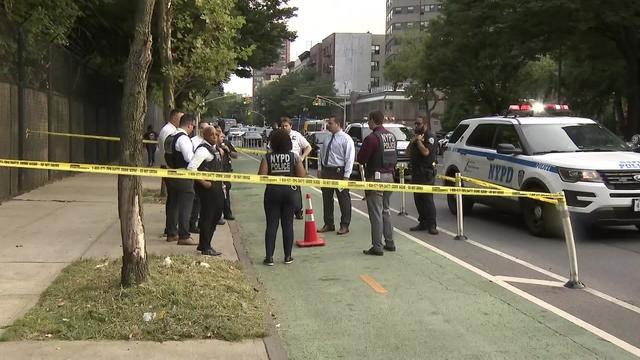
[230,155,635,360]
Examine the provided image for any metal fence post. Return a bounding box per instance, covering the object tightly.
[398,165,408,216]
[557,197,585,289]
[454,172,467,240]
[360,164,367,201]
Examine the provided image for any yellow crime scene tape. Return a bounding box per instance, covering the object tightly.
[25,128,319,160]
[0,158,564,201]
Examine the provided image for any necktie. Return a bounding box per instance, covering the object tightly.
[324,134,335,166]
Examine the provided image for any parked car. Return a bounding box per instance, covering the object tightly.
[438,131,453,155]
[345,122,413,180]
[442,102,640,237]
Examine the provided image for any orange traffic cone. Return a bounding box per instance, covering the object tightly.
[295,193,326,247]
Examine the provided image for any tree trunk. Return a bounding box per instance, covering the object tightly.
[119,0,156,287]
[158,0,174,122]
[613,92,625,135]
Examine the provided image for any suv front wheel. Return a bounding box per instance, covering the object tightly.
[520,186,561,237]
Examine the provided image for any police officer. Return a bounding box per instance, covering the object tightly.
[258,129,306,266]
[356,110,397,256]
[189,121,211,233]
[187,126,225,256]
[164,113,197,245]
[218,129,238,221]
[280,117,312,219]
[409,116,439,234]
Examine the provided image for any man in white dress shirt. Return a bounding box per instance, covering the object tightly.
[317,117,355,235]
[164,113,197,245]
[281,117,312,219]
[158,109,183,236]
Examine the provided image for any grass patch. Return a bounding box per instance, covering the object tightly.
[142,188,165,204]
[1,256,267,342]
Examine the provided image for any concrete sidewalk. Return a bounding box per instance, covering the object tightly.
[0,174,268,359]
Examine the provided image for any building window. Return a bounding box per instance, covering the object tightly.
[371,45,381,55]
[393,7,402,14]
[371,77,380,88]
[407,22,415,29]
[371,61,380,71]
[386,0,392,8]
[386,26,392,35]
[393,23,402,30]
[407,6,415,13]
[420,21,429,30]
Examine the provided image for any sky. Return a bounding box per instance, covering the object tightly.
[223,0,386,96]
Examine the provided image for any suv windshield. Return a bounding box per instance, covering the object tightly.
[363,126,414,141]
[521,123,630,154]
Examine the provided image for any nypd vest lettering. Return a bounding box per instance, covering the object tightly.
[267,152,295,176]
[366,129,397,176]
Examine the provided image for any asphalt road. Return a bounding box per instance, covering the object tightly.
[315,166,640,351]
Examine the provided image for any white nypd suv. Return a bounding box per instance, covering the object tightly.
[442,103,640,237]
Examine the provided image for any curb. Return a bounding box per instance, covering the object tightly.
[228,220,288,360]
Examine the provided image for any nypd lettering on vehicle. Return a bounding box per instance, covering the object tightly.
[619,160,640,169]
[488,164,514,183]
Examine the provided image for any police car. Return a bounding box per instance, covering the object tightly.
[442,103,640,237]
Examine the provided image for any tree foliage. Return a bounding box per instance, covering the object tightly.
[255,69,337,121]
[234,0,297,78]
[416,0,640,136]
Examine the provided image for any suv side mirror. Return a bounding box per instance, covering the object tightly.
[496,143,522,155]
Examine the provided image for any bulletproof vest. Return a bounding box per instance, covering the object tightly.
[195,143,223,173]
[366,129,397,177]
[266,152,296,176]
[410,132,437,175]
[164,132,188,169]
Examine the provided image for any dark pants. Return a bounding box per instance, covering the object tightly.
[264,185,297,258]
[320,167,351,227]
[146,146,156,166]
[223,181,233,218]
[195,182,224,252]
[294,186,303,215]
[165,178,195,239]
[413,170,437,228]
[190,193,200,230]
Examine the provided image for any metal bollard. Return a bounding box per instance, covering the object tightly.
[454,173,467,240]
[398,165,408,216]
[557,197,585,289]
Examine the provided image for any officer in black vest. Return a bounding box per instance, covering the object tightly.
[258,129,306,266]
[164,114,196,245]
[187,126,225,256]
[410,116,439,234]
[356,110,398,256]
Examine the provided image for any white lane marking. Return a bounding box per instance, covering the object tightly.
[240,154,640,355]
[495,276,566,288]
[347,185,640,317]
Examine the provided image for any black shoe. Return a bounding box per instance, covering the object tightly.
[428,227,439,235]
[218,219,226,225]
[263,257,274,266]
[363,247,384,256]
[383,245,396,252]
[224,215,235,221]
[410,225,427,231]
[284,256,294,264]
[317,224,335,233]
[189,227,199,234]
[202,249,222,256]
[295,211,304,220]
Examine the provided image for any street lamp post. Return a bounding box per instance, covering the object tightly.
[298,94,348,128]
